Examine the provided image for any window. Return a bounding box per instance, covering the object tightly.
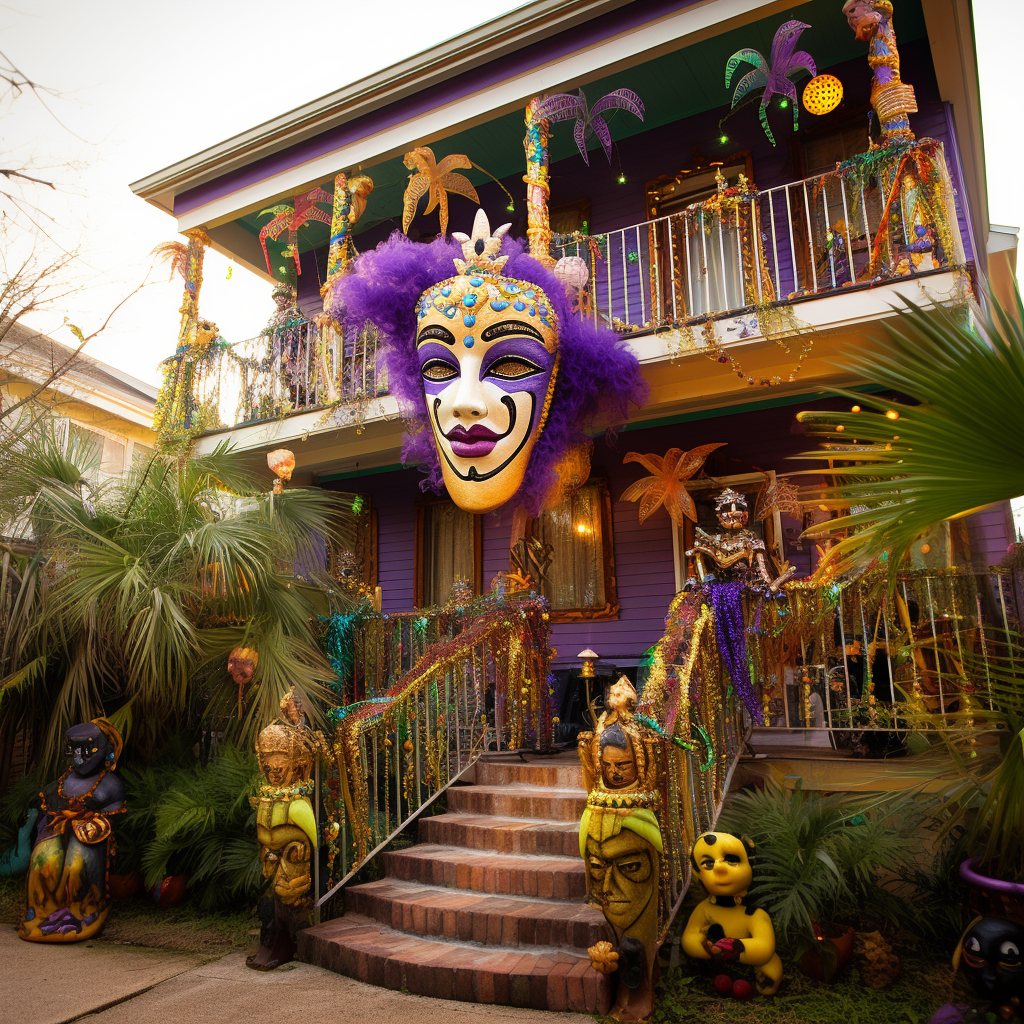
[68,423,125,486]
[415,500,480,607]
[536,481,618,620]
[131,442,155,471]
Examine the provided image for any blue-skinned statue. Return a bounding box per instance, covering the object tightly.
[19,718,126,942]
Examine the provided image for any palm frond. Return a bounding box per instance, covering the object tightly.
[796,286,1024,581]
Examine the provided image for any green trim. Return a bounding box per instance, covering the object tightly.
[620,385,887,433]
[317,462,405,483]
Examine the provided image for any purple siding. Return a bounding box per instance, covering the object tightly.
[325,396,850,665]
[966,503,1014,568]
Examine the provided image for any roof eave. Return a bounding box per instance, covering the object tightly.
[129,0,633,202]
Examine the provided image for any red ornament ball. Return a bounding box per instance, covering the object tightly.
[714,974,734,995]
[732,979,754,1000]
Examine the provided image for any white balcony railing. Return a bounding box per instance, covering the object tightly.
[552,139,966,336]
[196,142,965,432]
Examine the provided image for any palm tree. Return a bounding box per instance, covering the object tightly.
[402,147,480,237]
[0,425,359,764]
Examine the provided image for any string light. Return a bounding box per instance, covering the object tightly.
[617,172,627,184]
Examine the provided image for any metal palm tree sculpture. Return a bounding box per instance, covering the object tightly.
[258,186,334,276]
[621,443,726,526]
[402,147,480,237]
[725,20,817,146]
[533,88,645,165]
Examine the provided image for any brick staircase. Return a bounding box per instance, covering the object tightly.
[298,754,612,1014]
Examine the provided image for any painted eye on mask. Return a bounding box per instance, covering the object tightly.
[422,359,459,382]
[1000,941,1022,968]
[485,357,544,381]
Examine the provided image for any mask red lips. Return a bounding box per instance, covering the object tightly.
[445,423,503,458]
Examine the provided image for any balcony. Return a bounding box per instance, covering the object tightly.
[193,140,967,458]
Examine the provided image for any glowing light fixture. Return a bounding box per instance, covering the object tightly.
[803,74,844,116]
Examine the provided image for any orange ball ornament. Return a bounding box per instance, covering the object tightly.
[803,75,843,116]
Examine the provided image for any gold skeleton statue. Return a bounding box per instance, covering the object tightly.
[247,686,322,971]
[684,488,794,594]
[578,678,663,1021]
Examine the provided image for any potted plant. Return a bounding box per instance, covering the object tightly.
[719,780,922,982]
[795,286,1024,906]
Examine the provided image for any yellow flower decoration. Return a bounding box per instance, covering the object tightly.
[621,443,725,525]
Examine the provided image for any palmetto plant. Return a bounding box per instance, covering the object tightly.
[797,289,1024,582]
[719,781,922,951]
[533,88,645,165]
[0,422,357,764]
[795,285,1024,883]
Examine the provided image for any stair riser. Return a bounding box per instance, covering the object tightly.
[420,815,579,857]
[298,922,611,1014]
[475,761,584,789]
[383,850,588,899]
[448,787,586,821]
[346,888,607,951]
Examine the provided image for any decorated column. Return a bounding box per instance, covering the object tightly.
[523,97,554,268]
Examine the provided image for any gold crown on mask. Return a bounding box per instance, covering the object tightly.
[417,210,558,339]
[714,487,748,512]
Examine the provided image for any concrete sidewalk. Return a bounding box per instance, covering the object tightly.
[4,928,591,1024]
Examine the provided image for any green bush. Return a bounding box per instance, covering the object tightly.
[718,782,926,953]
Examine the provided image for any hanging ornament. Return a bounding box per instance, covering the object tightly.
[754,472,803,521]
[725,20,817,145]
[802,74,844,116]
[267,448,295,494]
[531,88,644,165]
[402,147,479,237]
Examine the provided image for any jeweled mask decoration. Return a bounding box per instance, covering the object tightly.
[416,210,560,513]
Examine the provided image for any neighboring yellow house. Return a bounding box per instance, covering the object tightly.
[0,321,156,480]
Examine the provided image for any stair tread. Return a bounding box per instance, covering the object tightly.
[298,913,613,1012]
[458,784,585,796]
[388,843,584,868]
[425,812,580,830]
[352,876,602,916]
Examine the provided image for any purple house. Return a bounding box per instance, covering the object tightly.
[130,0,1017,1008]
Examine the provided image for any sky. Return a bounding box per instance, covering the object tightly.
[5,0,1022,388]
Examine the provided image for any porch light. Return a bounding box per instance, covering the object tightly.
[578,649,599,679]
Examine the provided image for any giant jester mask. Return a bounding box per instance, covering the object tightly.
[415,211,560,513]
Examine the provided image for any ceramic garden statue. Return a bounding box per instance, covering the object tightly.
[335,209,646,520]
[248,686,321,971]
[19,718,125,943]
[955,916,1024,1018]
[682,831,783,996]
[578,677,663,1020]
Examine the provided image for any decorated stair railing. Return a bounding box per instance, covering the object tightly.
[317,590,554,902]
[634,593,745,940]
[551,139,965,339]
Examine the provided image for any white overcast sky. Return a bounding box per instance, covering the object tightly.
[6,0,1022,387]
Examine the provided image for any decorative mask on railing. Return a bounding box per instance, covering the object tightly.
[333,210,648,517]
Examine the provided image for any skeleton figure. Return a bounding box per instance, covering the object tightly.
[684,488,794,596]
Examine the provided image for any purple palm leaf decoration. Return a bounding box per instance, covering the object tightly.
[533,88,644,165]
[725,20,816,146]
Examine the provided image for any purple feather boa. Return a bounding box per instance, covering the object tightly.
[332,231,648,516]
[703,580,763,725]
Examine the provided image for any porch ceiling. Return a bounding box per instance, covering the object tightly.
[239,0,928,274]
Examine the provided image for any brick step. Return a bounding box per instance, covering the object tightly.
[474,759,584,790]
[346,877,608,951]
[447,784,587,821]
[420,812,580,857]
[382,843,587,899]
[298,913,612,1014]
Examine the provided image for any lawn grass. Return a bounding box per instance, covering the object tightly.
[0,877,255,957]
[617,934,975,1024]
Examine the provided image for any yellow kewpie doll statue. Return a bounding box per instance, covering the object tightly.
[681,832,783,996]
